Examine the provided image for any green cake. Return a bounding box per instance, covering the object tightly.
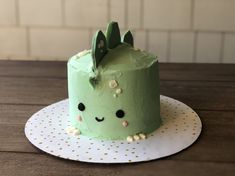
[67,22,161,141]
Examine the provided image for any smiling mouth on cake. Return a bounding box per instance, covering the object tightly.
[95,117,104,122]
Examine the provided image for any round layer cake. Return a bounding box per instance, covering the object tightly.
[67,22,161,140]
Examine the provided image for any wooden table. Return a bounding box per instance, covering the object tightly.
[0,60,235,176]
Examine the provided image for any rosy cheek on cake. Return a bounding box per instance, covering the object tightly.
[77,115,82,122]
[122,120,128,127]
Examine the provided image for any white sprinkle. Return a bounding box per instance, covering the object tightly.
[133,135,140,141]
[139,133,146,139]
[66,126,75,134]
[73,129,80,136]
[109,80,118,89]
[113,94,117,98]
[116,88,122,94]
[127,136,134,142]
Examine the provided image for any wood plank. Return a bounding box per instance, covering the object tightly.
[159,63,235,81]
[0,124,40,153]
[0,77,67,105]
[0,77,235,110]
[0,152,234,176]
[0,105,234,163]
[160,80,235,110]
[0,104,44,124]
[0,60,67,78]
[0,61,235,82]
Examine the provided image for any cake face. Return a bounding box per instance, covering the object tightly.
[67,22,161,140]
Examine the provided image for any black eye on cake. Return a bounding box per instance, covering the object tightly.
[78,103,85,111]
[116,109,125,118]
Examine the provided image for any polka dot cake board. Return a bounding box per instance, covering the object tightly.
[25,95,202,164]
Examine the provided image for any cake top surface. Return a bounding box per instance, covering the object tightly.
[69,44,157,73]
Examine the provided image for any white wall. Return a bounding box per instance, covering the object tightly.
[0,0,234,63]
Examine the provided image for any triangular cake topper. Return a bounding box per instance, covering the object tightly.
[121,30,134,47]
[91,30,107,69]
[106,22,121,49]
[91,21,135,69]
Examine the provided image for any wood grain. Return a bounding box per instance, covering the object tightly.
[0,152,234,176]
[0,61,234,176]
[0,60,67,78]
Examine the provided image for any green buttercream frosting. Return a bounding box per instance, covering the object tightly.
[67,22,161,140]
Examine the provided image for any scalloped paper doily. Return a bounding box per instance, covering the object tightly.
[25,95,202,163]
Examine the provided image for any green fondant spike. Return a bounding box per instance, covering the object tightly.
[91,30,107,69]
[106,22,121,49]
[122,30,134,47]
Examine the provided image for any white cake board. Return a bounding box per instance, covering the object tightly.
[25,95,202,163]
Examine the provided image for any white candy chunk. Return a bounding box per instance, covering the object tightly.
[127,136,134,142]
[73,129,80,136]
[116,88,122,94]
[139,133,146,139]
[109,80,118,88]
[133,135,140,141]
[66,126,75,134]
